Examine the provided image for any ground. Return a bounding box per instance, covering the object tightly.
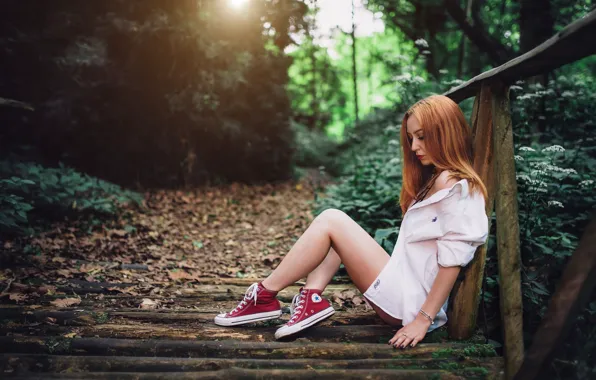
[0,171,503,379]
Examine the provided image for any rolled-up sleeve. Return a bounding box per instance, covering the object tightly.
[436,194,488,268]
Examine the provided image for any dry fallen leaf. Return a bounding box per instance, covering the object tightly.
[9,293,27,303]
[39,285,57,296]
[63,332,77,338]
[167,270,200,282]
[343,290,356,299]
[140,298,160,310]
[110,229,128,238]
[45,317,57,324]
[50,298,81,308]
[56,269,73,278]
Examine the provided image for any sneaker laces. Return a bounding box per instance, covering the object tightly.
[289,289,307,323]
[230,282,259,314]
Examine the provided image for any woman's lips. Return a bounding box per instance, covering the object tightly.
[416,155,425,160]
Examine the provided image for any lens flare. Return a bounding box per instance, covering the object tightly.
[229,0,249,9]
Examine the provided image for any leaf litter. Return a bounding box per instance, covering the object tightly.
[0,172,364,310]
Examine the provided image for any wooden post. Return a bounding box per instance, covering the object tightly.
[492,81,524,379]
[513,212,596,380]
[448,84,497,339]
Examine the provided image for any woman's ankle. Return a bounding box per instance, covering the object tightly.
[260,279,281,293]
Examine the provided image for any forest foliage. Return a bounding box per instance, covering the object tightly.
[0,0,308,188]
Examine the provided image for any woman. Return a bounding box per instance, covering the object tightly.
[214,95,489,349]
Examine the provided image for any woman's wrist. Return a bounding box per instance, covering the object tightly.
[416,312,433,326]
[417,309,434,325]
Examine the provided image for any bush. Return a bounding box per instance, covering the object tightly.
[0,158,143,236]
[313,123,403,253]
[291,121,340,174]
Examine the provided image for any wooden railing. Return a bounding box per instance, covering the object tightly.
[443,9,596,380]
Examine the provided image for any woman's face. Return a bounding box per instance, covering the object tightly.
[406,115,433,166]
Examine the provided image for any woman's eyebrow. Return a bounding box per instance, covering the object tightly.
[407,129,423,135]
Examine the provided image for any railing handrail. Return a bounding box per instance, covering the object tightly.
[444,9,596,102]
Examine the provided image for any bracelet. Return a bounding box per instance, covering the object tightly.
[419,309,434,324]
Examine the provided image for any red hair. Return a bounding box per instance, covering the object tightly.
[399,95,487,214]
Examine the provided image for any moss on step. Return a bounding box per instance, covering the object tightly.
[432,344,497,359]
[46,337,72,354]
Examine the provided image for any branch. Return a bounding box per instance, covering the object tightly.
[0,97,34,111]
[444,0,513,65]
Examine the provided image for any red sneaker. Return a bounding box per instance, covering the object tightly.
[274,288,335,339]
[214,282,282,326]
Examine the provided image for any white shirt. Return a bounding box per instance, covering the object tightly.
[363,178,489,331]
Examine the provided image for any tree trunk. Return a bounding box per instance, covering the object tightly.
[444,0,513,65]
[520,0,554,137]
[520,0,554,54]
[309,0,319,130]
[351,0,359,124]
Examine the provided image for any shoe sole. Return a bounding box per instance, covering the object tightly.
[274,306,335,339]
[214,310,282,326]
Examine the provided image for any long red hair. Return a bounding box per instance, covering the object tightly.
[399,95,487,214]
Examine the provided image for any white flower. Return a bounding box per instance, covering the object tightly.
[579,180,594,188]
[415,38,429,48]
[561,91,575,98]
[388,158,401,165]
[388,139,400,147]
[530,170,547,177]
[548,200,564,208]
[510,85,523,91]
[519,146,536,152]
[517,94,535,101]
[514,155,524,162]
[439,69,449,74]
[561,168,577,175]
[527,178,548,187]
[541,145,565,153]
[516,174,531,182]
[384,125,399,134]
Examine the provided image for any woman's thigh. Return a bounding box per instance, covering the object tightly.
[317,209,390,293]
[366,298,403,327]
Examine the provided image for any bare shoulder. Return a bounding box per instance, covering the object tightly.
[433,170,460,191]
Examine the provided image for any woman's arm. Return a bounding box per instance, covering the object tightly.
[388,265,460,348]
[418,265,460,323]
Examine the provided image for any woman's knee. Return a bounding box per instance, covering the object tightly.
[316,208,349,229]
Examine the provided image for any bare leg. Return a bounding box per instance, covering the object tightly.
[304,248,341,291]
[262,209,390,294]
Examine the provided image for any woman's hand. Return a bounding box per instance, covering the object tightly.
[388,314,431,349]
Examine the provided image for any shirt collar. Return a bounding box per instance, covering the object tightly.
[407,179,469,212]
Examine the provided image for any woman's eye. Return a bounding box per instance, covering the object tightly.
[418,136,424,141]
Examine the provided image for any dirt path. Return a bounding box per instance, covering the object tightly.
[0,174,329,299]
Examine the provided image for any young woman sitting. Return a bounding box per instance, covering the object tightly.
[214,94,489,349]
